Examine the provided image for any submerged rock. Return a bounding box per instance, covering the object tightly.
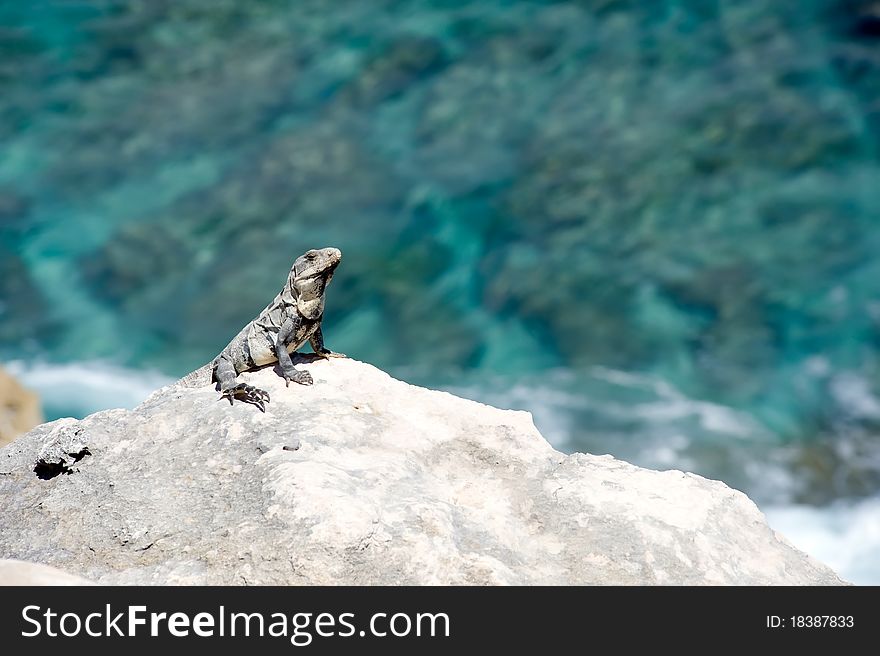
[0,366,43,448]
[336,34,449,107]
[0,358,843,585]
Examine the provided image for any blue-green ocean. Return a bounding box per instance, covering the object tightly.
[2,0,879,582]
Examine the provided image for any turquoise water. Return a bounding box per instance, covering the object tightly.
[3,0,880,581]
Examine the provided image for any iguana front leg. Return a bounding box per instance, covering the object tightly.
[215,353,270,411]
[276,315,314,386]
[309,326,346,359]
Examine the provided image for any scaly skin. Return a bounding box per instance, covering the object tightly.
[211,247,346,411]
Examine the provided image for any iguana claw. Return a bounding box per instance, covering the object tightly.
[283,369,313,387]
[220,383,271,412]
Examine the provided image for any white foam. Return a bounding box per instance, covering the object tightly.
[448,366,768,451]
[830,372,880,420]
[5,359,174,418]
[590,366,767,438]
[765,497,880,585]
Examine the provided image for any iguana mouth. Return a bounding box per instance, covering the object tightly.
[295,247,341,278]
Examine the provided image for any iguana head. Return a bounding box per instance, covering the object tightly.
[290,247,342,319]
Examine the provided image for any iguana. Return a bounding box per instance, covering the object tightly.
[180,247,346,411]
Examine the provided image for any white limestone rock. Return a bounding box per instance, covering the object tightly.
[0,358,845,585]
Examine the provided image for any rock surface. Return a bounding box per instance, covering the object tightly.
[0,366,43,448]
[0,358,844,585]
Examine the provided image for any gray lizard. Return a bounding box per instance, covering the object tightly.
[202,247,346,411]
